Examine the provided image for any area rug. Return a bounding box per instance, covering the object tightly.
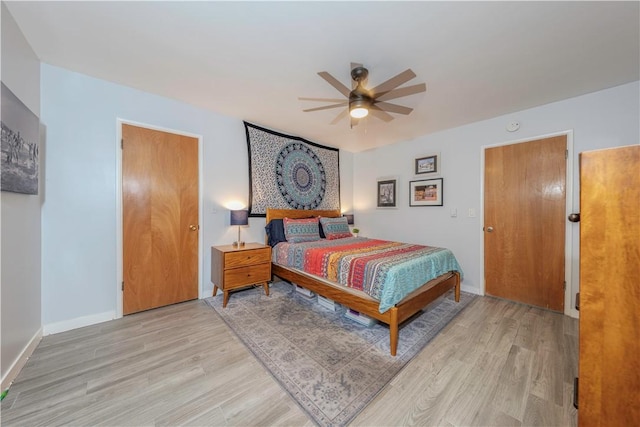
[205,282,475,426]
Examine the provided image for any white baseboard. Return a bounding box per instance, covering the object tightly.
[1,327,43,391]
[43,310,116,336]
[461,284,481,295]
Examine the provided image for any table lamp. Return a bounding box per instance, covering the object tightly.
[230,209,248,246]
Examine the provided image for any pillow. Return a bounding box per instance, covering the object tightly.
[265,219,287,247]
[319,216,353,240]
[283,217,321,243]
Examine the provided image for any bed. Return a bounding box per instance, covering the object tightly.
[265,208,462,356]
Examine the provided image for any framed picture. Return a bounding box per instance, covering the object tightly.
[409,178,443,207]
[1,82,40,195]
[415,153,440,176]
[377,178,397,208]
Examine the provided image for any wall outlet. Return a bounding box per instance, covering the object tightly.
[450,208,457,218]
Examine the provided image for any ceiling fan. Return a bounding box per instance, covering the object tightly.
[300,63,426,127]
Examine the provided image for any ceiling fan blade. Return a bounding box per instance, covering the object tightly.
[375,83,426,102]
[374,101,413,115]
[303,102,348,112]
[318,71,351,97]
[299,97,346,103]
[330,109,350,125]
[370,69,417,96]
[369,105,394,122]
[350,62,363,89]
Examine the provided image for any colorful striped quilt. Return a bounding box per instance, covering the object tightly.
[272,237,463,313]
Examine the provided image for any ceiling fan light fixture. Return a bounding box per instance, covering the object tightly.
[350,106,368,119]
[349,98,369,118]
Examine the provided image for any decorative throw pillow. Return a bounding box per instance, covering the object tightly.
[283,217,321,243]
[265,219,287,247]
[319,216,352,240]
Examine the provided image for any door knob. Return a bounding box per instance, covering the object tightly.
[189,225,199,231]
[568,213,580,222]
[486,226,494,232]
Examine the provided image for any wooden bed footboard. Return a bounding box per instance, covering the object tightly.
[272,263,460,356]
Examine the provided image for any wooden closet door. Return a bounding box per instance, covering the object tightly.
[484,135,567,311]
[122,124,199,314]
[578,145,639,427]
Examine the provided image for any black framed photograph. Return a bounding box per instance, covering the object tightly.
[415,154,439,175]
[409,178,443,207]
[377,178,397,208]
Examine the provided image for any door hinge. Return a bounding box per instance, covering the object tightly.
[565,149,568,159]
[563,281,566,291]
[121,138,124,149]
[122,281,124,291]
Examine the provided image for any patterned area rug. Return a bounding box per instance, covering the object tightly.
[205,282,475,426]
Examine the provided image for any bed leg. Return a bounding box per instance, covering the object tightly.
[454,272,461,302]
[389,308,399,356]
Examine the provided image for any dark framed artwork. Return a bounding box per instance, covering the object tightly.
[1,82,39,195]
[244,122,340,216]
[377,178,397,208]
[415,153,439,176]
[409,178,443,207]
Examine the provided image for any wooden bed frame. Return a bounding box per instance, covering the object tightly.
[266,208,461,356]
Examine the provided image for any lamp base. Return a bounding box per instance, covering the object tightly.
[232,225,245,247]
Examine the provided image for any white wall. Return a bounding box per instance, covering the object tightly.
[1,3,42,386]
[40,64,354,329]
[353,81,639,316]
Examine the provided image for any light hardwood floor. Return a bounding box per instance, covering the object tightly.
[1,296,578,426]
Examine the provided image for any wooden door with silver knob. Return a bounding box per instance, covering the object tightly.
[484,135,567,311]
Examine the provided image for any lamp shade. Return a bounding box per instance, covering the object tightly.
[230,209,249,226]
[344,214,354,225]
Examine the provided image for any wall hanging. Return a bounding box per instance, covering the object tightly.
[244,122,340,216]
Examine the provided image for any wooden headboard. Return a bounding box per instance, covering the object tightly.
[265,208,342,224]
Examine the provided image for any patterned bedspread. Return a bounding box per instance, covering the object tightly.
[272,237,463,313]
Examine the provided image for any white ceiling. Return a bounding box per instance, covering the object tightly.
[5,1,639,152]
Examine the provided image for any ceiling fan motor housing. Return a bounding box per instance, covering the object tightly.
[349,92,372,110]
[350,67,372,110]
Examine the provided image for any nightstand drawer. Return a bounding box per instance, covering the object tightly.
[225,248,271,268]
[224,263,271,288]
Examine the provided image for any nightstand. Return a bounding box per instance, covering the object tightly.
[211,242,272,307]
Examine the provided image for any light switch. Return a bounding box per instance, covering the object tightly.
[450,208,457,218]
[468,208,476,217]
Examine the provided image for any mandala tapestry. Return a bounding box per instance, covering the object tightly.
[244,122,340,216]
